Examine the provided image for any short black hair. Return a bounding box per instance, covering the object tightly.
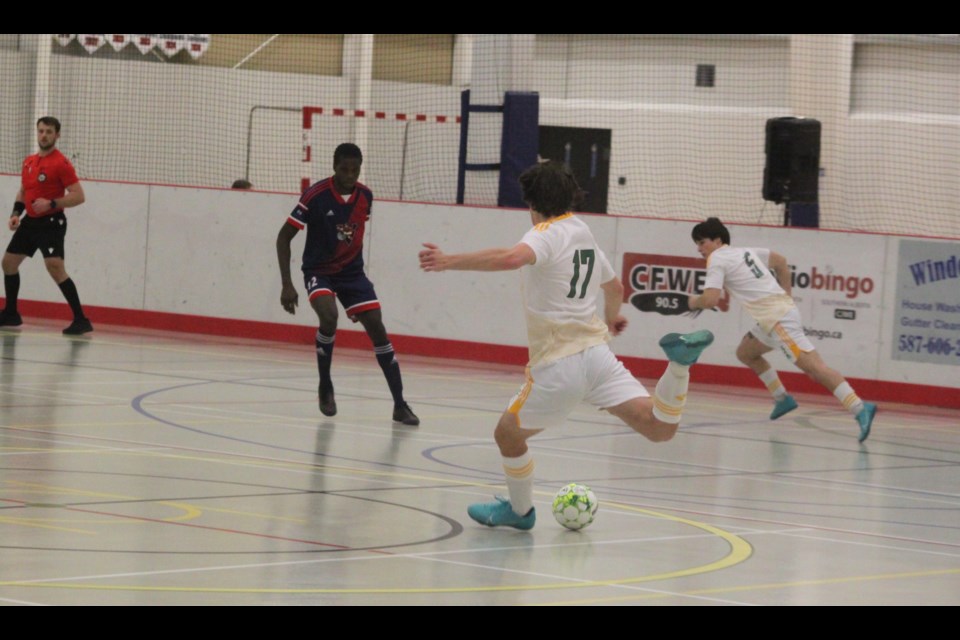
[333,143,363,166]
[518,160,584,217]
[37,116,61,133]
[691,217,731,245]
[231,179,253,189]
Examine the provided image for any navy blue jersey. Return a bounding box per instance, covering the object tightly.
[287,177,372,274]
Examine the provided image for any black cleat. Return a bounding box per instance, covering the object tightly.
[319,385,337,417]
[62,318,93,335]
[0,309,23,327]
[393,401,420,426]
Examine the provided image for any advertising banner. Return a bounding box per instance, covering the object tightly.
[616,223,884,373]
[893,239,960,366]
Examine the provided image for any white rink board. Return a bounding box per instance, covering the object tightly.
[0,177,955,391]
[0,175,148,310]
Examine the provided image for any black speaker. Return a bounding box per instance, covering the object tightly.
[762,117,821,204]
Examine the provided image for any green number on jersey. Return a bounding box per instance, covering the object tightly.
[744,251,764,279]
[568,249,595,299]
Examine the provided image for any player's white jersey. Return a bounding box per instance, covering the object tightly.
[704,245,794,331]
[519,213,614,366]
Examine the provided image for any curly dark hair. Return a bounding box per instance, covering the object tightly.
[518,160,584,217]
[691,217,731,245]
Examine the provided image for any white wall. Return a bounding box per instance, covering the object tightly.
[533,34,790,107]
[4,177,957,393]
[1,35,956,237]
[853,40,960,116]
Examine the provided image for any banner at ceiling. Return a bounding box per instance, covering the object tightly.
[53,34,210,59]
[132,34,157,54]
[185,34,211,60]
[159,34,185,57]
[78,34,105,55]
[106,34,129,51]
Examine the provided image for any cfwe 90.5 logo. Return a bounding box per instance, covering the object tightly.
[621,253,730,316]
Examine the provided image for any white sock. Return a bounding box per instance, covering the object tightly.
[758,368,788,400]
[502,452,534,515]
[653,362,689,424]
[833,381,864,415]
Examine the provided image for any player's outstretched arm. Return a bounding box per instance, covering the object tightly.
[419,242,535,272]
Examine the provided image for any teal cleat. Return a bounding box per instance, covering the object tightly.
[659,330,715,366]
[467,495,536,530]
[856,402,876,443]
[770,395,799,420]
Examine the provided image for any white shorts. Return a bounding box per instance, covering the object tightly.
[749,307,815,363]
[506,344,649,430]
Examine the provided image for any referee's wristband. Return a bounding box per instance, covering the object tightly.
[50,199,58,211]
[12,201,25,218]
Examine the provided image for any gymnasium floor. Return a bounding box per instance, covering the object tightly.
[1,321,958,606]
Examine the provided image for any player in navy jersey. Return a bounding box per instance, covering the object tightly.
[276,143,419,425]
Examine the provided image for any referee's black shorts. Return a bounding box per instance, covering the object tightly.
[6,212,68,259]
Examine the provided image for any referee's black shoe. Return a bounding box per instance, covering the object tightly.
[0,309,23,327]
[63,318,93,335]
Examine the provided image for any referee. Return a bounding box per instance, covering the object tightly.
[1,116,92,335]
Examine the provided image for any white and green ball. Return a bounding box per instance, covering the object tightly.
[552,483,598,530]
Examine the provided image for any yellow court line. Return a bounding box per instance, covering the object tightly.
[0,504,753,595]
[193,505,307,524]
[0,418,277,430]
[533,567,960,605]
[5,447,735,532]
[4,330,527,393]
[693,566,960,595]
[8,479,158,501]
[6,333,307,368]
[3,444,751,596]
[1,421,169,431]
[15,565,939,598]
[6,480,203,523]
[15,331,524,387]
[7,446,478,498]
[0,517,97,535]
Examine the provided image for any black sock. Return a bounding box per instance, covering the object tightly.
[3,273,20,313]
[316,330,335,392]
[374,342,404,404]
[58,278,86,320]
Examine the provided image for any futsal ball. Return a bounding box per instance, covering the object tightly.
[552,483,598,530]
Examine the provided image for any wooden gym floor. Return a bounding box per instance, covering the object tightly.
[1,321,958,605]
